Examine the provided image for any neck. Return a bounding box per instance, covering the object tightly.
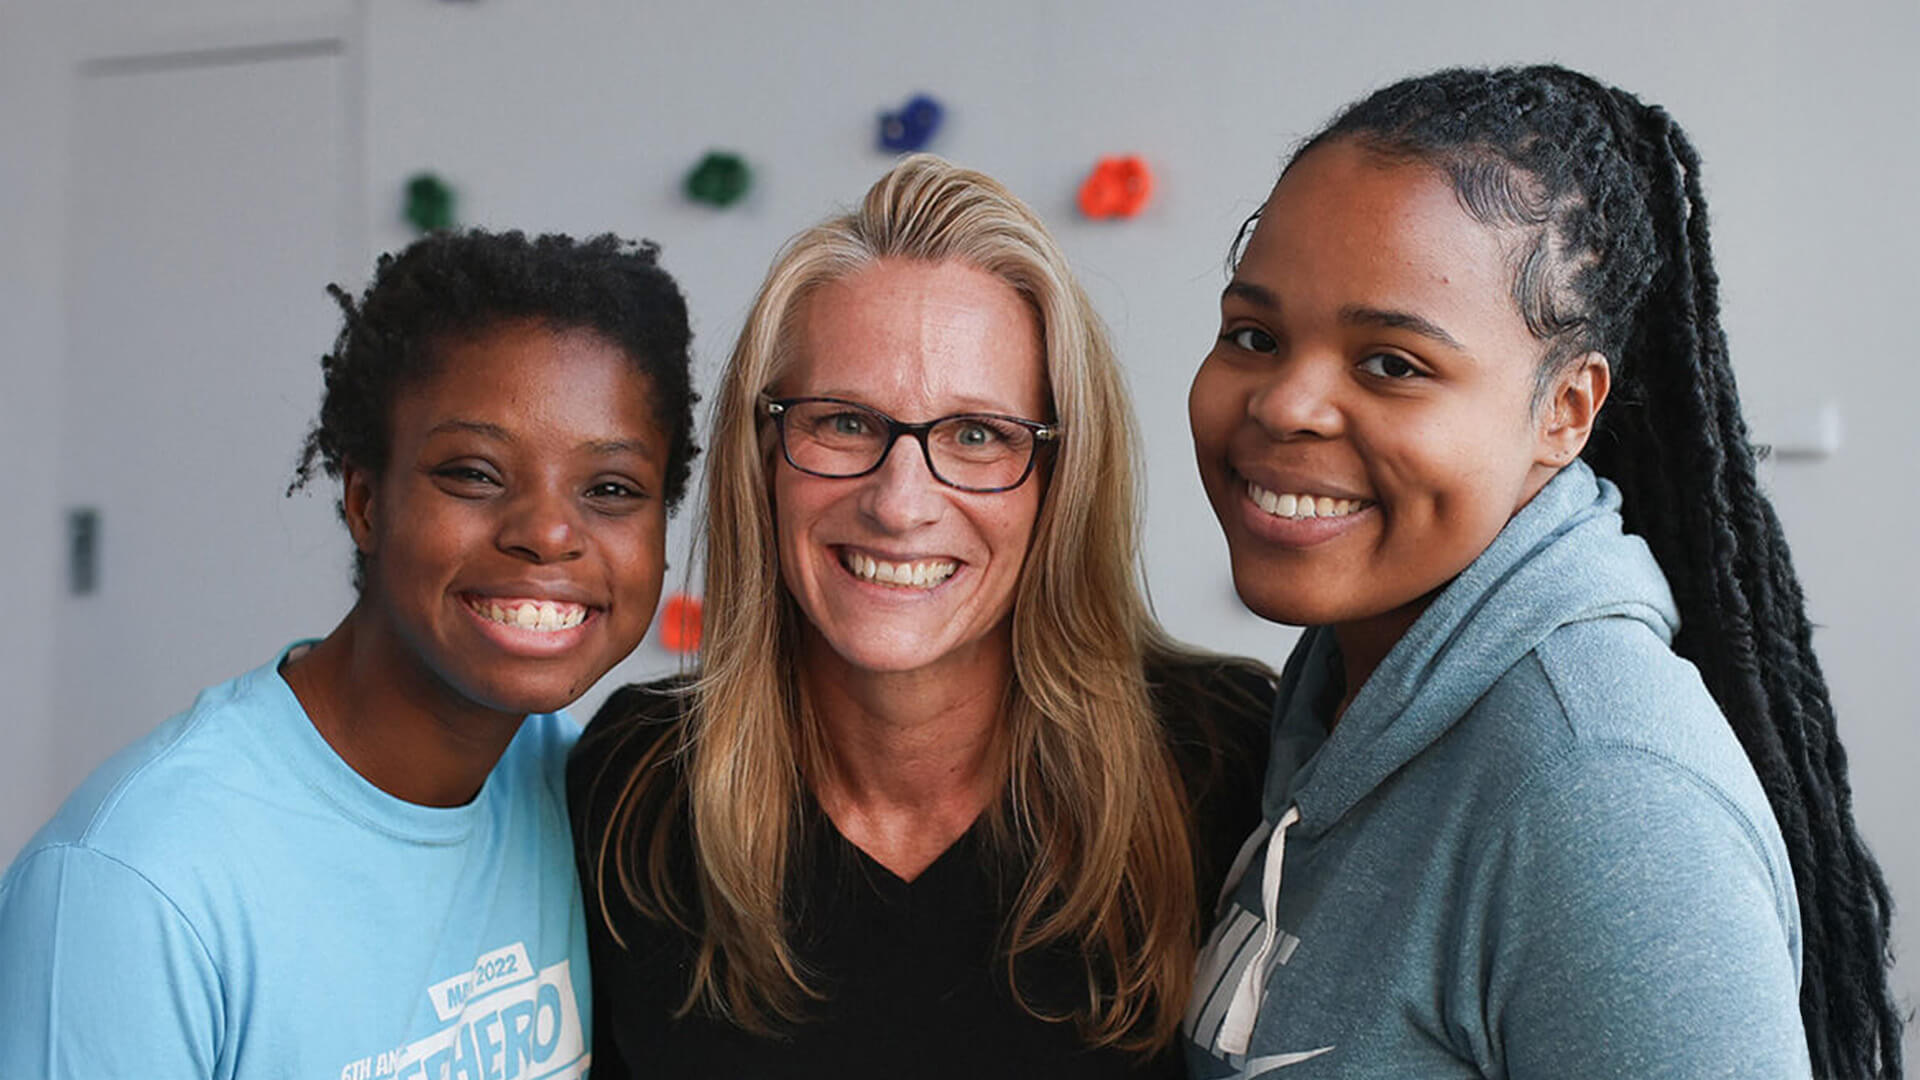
[799,625,1011,880]
[280,603,525,807]
[1329,597,1431,728]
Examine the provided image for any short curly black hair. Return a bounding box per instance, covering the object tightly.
[290,229,700,585]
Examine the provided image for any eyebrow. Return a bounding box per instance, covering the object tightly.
[1224,282,1466,353]
[581,438,656,458]
[428,419,512,442]
[1222,280,1279,309]
[808,390,1029,417]
[1340,305,1465,351]
[427,420,655,458]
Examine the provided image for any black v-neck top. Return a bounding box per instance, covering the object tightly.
[569,660,1273,1079]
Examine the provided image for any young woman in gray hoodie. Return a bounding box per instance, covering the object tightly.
[1181,65,1900,1079]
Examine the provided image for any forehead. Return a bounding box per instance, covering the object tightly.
[788,259,1046,417]
[399,322,660,437]
[1242,140,1522,326]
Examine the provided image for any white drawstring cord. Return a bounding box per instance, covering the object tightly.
[1215,818,1274,917]
[1215,804,1302,1056]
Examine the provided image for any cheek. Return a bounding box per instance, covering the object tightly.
[608,512,668,583]
[1369,411,1536,538]
[979,490,1043,589]
[1187,359,1242,451]
[770,471,828,586]
[374,486,466,575]
[1006,491,1043,550]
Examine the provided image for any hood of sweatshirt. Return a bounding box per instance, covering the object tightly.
[1204,460,1681,1056]
[1261,459,1678,835]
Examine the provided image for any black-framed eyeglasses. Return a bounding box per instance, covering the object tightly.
[764,396,1060,494]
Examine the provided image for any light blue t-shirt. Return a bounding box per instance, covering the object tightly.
[0,646,592,1080]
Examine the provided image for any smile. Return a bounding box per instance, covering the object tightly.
[839,549,958,589]
[462,595,590,632]
[1246,480,1371,521]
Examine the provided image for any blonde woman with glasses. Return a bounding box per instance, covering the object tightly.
[570,154,1274,1078]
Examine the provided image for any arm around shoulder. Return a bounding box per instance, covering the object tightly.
[0,844,222,1078]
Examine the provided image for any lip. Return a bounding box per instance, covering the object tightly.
[1231,465,1373,505]
[460,581,601,608]
[1229,468,1376,549]
[835,543,961,565]
[830,544,964,595]
[456,589,602,658]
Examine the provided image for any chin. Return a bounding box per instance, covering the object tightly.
[1229,561,1334,628]
[450,665,600,718]
[832,641,947,676]
[810,618,966,677]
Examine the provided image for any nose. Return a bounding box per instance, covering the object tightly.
[858,431,945,531]
[1247,355,1345,440]
[497,483,586,563]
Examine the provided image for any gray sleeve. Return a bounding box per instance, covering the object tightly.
[1464,745,1809,1079]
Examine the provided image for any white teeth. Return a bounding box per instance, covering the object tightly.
[472,597,587,632]
[1246,481,1368,521]
[842,551,957,589]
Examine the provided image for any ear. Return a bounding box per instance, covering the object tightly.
[1535,352,1611,467]
[342,464,380,556]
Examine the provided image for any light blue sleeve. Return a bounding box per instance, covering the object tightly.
[1469,745,1810,1079]
[0,844,222,1079]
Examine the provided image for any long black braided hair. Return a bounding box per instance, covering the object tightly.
[1267,64,1899,1077]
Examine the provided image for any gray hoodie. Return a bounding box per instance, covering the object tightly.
[1183,461,1808,1078]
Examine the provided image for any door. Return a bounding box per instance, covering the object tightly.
[53,36,358,790]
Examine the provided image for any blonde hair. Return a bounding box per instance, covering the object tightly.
[593,154,1212,1052]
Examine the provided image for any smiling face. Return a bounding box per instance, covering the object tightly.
[772,258,1048,681]
[345,320,671,718]
[1190,139,1600,657]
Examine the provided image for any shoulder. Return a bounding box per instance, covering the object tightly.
[582,673,697,743]
[0,662,289,1014]
[21,661,293,875]
[567,674,695,837]
[1468,616,1758,788]
[1461,739,1804,1071]
[1445,617,1795,900]
[1487,619,1774,827]
[1144,653,1276,893]
[572,674,694,777]
[0,839,224,1073]
[1145,653,1276,775]
[1460,638,1797,949]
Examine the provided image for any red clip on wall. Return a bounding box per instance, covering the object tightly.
[1077,156,1154,219]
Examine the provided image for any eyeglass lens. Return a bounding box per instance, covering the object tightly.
[779,399,1038,490]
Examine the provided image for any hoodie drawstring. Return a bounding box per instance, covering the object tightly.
[1216,804,1302,1056]
[1215,817,1273,918]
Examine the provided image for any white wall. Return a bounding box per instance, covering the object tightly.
[6,0,1915,1058]
[0,0,69,877]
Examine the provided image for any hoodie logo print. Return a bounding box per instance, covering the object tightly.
[1186,907,1310,1058]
